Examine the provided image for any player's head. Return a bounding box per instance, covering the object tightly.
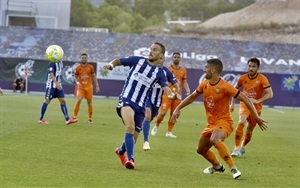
[149,42,165,63]
[80,53,88,64]
[247,57,260,77]
[172,52,181,65]
[204,58,223,79]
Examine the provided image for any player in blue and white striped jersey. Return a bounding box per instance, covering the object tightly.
[142,57,179,151]
[38,61,77,125]
[103,42,174,169]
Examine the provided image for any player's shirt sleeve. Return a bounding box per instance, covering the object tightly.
[157,69,168,88]
[260,74,271,89]
[164,67,178,85]
[48,62,56,74]
[119,56,145,67]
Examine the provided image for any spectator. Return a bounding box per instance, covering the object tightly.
[13,77,25,93]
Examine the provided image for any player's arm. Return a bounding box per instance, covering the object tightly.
[49,72,61,90]
[251,87,273,104]
[103,59,122,70]
[230,85,240,112]
[171,90,201,123]
[162,86,175,99]
[92,73,100,93]
[236,92,268,131]
[182,79,191,95]
[0,87,3,96]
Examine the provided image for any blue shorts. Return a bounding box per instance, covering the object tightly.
[116,98,145,133]
[45,87,65,100]
[145,99,159,121]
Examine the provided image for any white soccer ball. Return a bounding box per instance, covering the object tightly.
[45,45,64,63]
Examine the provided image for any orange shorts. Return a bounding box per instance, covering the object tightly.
[239,105,262,127]
[160,95,181,112]
[201,120,234,139]
[76,85,93,100]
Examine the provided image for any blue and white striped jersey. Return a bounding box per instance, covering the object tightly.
[46,61,62,89]
[149,67,177,108]
[119,56,169,107]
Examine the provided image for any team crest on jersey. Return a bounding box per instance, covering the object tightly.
[62,63,80,84]
[215,88,220,94]
[14,59,35,79]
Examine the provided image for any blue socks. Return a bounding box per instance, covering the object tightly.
[124,133,134,160]
[60,103,70,121]
[143,120,150,142]
[39,102,48,120]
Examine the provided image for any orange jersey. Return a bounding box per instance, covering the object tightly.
[167,65,187,97]
[237,73,270,112]
[197,78,239,125]
[75,64,95,89]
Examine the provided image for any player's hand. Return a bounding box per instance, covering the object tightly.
[171,108,180,124]
[229,104,234,112]
[256,117,268,131]
[249,98,259,104]
[103,63,114,70]
[167,93,175,100]
[95,86,100,93]
[0,88,3,96]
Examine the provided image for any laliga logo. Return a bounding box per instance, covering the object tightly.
[199,73,240,86]
[134,47,149,58]
[15,60,35,79]
[62,63,80,84]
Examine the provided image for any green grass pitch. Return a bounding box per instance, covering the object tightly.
[0,94,299,187]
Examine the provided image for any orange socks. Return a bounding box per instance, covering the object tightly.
[155,114,164,128]
[214,142,235,168]
[242,132,252,147]
[74,103,80,117]
[202,149,220,167]
[234,123,244,149]
[88,104,93,120]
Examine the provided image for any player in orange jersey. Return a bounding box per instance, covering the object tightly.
[171,58,268,179]
[230,57,273,157]
[151,52,190,138]
[73,53,100,124]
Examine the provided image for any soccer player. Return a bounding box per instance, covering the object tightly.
[230,57,273,157]
[103,42,175,169]
[171,58,268,179]
[73,53,100,124]
[38,60,78,125]
[13,77,25,93]
[142,56,179,151]
[151,52,190,138]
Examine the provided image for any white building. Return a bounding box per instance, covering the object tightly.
[0,0,71,29]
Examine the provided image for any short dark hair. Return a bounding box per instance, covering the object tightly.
[207,58,223,73]
[248,57,260,67]
[172,52,181,56]
[154,42,165,55]
[81,53,88,57]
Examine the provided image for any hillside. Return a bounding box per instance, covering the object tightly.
[196,0,300,44]
[146,0,300,44]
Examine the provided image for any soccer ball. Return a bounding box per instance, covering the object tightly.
[45,45,64,63]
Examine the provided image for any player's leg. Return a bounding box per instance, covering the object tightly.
[142,106,151,151]
[240,112,260,155]
[211,126,241,179]
[166,99,181,138]
[232,107,249,156]
[39,88,53,124]
[86,88,93,123]
[73,88,84,119]
[57,89,77,125]
[120,105,136,169]
[151,97,170,135]
[19,83,24,93]
[198,129,224,174]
